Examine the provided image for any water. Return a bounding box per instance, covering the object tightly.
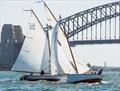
[0,71,120,91]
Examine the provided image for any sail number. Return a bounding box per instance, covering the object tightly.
[29,23,35,30]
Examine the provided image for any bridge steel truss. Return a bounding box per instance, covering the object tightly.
[59,1,120,45]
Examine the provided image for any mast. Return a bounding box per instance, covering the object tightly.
[43,1,78,73]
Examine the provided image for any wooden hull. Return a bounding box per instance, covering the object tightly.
[20,74,103,83]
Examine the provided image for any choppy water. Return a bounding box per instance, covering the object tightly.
[0,71,120,91]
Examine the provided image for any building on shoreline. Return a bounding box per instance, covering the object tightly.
[0,24,24,70]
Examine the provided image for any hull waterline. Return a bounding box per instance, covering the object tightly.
[20,74,103,83]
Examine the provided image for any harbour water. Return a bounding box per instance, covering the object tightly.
[0,71,120,91]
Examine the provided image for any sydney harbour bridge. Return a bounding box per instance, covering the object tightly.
[59,1,120,46]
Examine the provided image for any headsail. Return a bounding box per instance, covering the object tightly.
[40,35,51,73]
[12,10,50,73]
[51,22,76,75]
[51,22,64,75]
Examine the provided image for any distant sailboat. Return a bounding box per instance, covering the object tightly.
[11,8,103,83]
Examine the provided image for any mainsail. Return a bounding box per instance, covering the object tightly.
[12,10,50,73]
[51,22,76,75]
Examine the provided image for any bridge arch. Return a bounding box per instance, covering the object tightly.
[59,1,120,42]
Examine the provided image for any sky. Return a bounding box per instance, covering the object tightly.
[0,0,120,67]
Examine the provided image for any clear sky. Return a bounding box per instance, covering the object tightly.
[0,0,120,67]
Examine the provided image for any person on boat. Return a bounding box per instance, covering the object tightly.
[86,63,98,74]
[97,68,103,75]
[30,73,33,75]
[87,63,91,68]
[41,70,44,75]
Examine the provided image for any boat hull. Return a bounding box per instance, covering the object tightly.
[20,74,65,81]
[20,74,103,83]
[67,74,102,83]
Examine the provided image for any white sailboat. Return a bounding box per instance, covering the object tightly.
[12,9,103,83]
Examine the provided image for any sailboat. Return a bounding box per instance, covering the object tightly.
[11,8,103,83]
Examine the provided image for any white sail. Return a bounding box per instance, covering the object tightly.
[71,47,90,73]
[12,10,50,73]
[57,24,77,74]
[40,36,51,73]
[51,23,63,75]
[51,22,76,75]
[44,3,55,26]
